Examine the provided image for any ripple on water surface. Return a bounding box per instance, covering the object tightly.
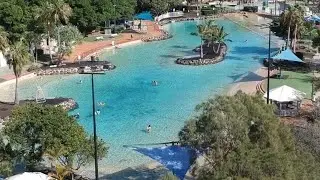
[18,20,274,171]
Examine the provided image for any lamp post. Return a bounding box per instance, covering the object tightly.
[267,26,271,104]
[79,71,104,180]
[113,4,116,33]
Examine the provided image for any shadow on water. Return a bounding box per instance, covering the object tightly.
[231,46,278,55]
[228,72,247,82]
[171,45,189,49]
[100,164,168,180]
[226,55,242,61]
[226,55,265,65]
[117,146,194,180]
[160,54,180,58]
[179,49,197,55]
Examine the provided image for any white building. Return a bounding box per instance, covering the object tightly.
[38,38,58,56]
[0,51,7,67]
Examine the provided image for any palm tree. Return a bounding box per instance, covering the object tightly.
[197,20,216,58]
[197,24,205,58]
[198,20,229,54]
[213,26,229,53]
[38,0,72,63]
[6,40,30,104]
[279,5,305,49]
[0,26,9,53]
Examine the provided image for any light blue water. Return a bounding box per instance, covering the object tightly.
[18,20,273,170]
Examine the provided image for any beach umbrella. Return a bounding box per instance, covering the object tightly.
[6,172,51,180]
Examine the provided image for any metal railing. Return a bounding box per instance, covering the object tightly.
[155,11,184,22]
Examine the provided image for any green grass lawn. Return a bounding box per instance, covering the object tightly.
[269,71,313,99]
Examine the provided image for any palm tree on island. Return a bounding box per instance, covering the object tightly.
[197,20,229,58]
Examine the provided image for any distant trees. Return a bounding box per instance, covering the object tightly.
[312,30,320,51]
[0,26,8,52]
[2,103,108,173]
[179,92,320,179]
[37,0,72,62]
[136,0,183,16]
[0,0,31,42]
[67,0,136,34]
[271,5,319,51]
[52,25,83,61]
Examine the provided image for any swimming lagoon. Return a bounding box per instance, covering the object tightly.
[18,20,273,171]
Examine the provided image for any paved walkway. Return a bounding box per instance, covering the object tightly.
[66,21,162,62]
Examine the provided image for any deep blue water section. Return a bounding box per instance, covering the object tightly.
[30,20,272,170]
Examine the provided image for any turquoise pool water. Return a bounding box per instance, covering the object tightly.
[19,20,273,171]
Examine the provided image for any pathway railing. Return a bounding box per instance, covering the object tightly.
[155,11,184,22]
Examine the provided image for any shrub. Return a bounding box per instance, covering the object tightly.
[161,172,179,180]
[243,6,258,12]
[27,64,41,72]
[201,7,216,16]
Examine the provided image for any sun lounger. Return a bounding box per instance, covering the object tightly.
[95,36,104,41]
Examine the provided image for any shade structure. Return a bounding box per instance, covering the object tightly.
[305,14,320,22]
[272,49,303,62]
[6,172,50,180]
[133,146,193,179]
[264,85,305,102]
[134,11,153,21]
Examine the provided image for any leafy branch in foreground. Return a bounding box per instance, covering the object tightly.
[179,92,320,179]
[3,103,108,173]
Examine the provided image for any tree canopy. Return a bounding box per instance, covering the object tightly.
[0,0,33,42]
[52,25,83,61]
[67,0,136,33]
[3,103,108,171]
[136,0,183,16]
[179,92,320,179]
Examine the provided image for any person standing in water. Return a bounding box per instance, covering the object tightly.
[147,125,151,133]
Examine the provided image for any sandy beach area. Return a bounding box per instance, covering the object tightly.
[224,13,284,95]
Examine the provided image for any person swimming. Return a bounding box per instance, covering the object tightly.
[72,113,80,119]
[152,81,158,86]
[98,102,105,106]
[78,80,82,84]
[146,125,151,133]
[95,110,101,116]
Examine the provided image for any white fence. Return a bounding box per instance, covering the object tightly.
[155,11,184,22]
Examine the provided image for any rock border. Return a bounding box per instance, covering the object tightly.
[176,55,225,66]
[141,30,172,42]
[176,44,227,66]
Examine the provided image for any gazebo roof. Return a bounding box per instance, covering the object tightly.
[264,85,305,102]
[272,49,303,62]
[6,172,49,180]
